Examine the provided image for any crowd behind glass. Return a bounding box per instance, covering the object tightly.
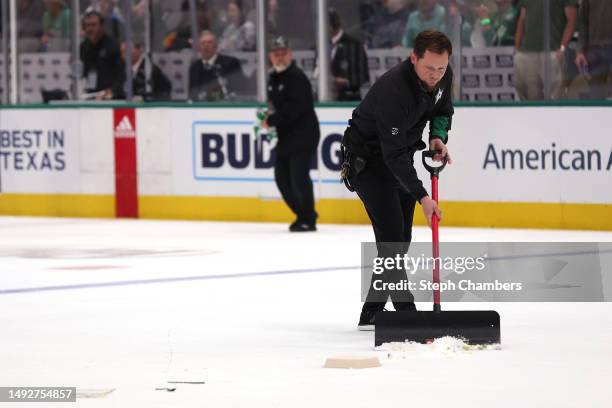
[0,0,610,103]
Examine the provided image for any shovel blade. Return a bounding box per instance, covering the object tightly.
[375,310,501,346]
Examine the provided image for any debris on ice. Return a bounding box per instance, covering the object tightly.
[376,336,501,358]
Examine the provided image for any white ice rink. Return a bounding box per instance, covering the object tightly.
[1,216,611,407]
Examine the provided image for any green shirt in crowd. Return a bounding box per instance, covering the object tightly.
[518,0,578,52]
[483,5,520,46]
[402,4,446,48]
[43,8,72,39]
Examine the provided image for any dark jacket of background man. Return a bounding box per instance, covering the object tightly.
[117,59,172,101]
[81,34,124,96]
[188,54,244,101]
[331,31,370,101]
[80,12,124,98]
[266,61,320,156]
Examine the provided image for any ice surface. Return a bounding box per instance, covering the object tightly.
[0,217,611,407]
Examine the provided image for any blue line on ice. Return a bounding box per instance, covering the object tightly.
[0,265,361,295]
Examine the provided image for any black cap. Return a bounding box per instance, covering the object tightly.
[270,36,289,51]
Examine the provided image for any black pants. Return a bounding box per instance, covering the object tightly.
[274,151,317,224]
[350,157,417,312]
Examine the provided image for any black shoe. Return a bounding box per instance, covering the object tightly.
[358,307,387,331]
[393,302,417,312]
[358,309,376,331]
[289,221,316,232]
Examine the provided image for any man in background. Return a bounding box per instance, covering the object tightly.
[84,0,125,41]
[575,0,612,99]
[514,0,577,100]
[80,11,124,100]
[329,9,370,101]
[188,31,245,101]
[120,41,172,101]
[263,37,320,232]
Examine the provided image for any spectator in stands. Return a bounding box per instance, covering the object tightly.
[129,0,147,41]
[219,0,256,52]
[80,11,124,100]
[575,0,612,99]
[164,0,223,51]
[329,9,369,101]
[80,1,94,9]
[0,6,2,39]
[514,0,577,100]
[188,30,245,101]
[17,0,45,52]
[120,41,172,101]
[402,0,446,48]
[445,0,473,47]
[41,0,72,52]
[266,0,314,50]
[85,0,125,41]
[266,0,280,31]
[367,0,410,49]
[477,0,519,46]
[162,1,195,51]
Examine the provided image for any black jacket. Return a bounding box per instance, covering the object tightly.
[266,61,320,156]
[115,58,172,101]
[132,61,172,101]
[80,34,123,97]
[343,59,454,201]
[188,54,244,101]
[331,32,370,101]
[132,59,172,101]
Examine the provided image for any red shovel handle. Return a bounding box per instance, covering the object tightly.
[431,175,441,312]
[422,150,446,313]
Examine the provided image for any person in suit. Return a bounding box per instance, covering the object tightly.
[329,9,370,101]
[188,30,245,101]
[120,41,172,101]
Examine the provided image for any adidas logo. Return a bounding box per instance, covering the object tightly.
[115,116,135,138]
